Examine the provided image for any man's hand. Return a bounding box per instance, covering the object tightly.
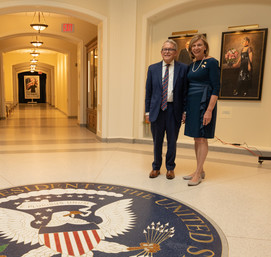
[145,114,150,124]
[182,112,186,124]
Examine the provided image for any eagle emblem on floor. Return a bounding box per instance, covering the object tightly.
[0,199,138,256]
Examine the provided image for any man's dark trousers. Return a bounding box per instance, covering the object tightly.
[151,102,181,171]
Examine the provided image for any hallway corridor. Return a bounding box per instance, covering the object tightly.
[0,104,271,256]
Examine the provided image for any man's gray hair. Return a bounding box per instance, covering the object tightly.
[162,39,178,51]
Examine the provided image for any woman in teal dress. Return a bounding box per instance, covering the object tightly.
[182,34,220,186]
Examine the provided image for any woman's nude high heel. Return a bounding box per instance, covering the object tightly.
[188,176,202,186]
[183,171,205,180]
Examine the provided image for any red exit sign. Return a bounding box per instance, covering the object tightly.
[62,23,74,32]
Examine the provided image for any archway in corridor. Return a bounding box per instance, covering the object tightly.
[0,3,106,136]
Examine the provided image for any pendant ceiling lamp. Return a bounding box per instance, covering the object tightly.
[30,64,36,72]
[30,50,40,57]
[31,36,43,47]
[30,12,48,31]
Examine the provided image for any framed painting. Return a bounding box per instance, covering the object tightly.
[24,75,40,99]
[169,35,194,65]
[219,28,268,100]
[169,34,207,65]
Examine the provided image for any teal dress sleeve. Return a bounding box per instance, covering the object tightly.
[208,58,220,96]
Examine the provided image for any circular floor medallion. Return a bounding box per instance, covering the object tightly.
[0,182,228,256]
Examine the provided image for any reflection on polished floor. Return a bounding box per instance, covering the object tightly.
[0,104,271,257]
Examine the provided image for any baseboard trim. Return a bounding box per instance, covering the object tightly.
[95,136,271,157]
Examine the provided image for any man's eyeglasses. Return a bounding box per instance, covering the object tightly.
[162,48,176,52]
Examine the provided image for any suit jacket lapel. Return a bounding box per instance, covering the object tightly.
[158,61,163,88]
[173,61,180,89]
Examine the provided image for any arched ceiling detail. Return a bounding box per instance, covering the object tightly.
[0,3,101,61]
[145,0,271,22]
[0,1,106,25]
[0,34,78,54]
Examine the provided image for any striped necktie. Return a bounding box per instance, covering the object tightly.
[161,64,170,111]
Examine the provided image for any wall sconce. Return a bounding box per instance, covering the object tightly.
[228,24,259,31]
[30,12,48,31]
[171,29,198,36]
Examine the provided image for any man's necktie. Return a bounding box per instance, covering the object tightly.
[161,64,170,111]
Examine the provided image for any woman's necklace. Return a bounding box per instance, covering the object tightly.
[192,57,205,72]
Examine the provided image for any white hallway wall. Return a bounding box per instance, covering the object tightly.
[145,1,271,149]
[134,0,271,151]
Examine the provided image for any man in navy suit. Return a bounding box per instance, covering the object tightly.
[145,39,188,179]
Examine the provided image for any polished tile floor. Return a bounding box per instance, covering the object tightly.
[1,104,271,257]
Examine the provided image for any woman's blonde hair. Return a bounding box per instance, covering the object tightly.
[188,34,209,58]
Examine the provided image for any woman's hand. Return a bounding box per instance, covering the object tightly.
[203,110,212,126]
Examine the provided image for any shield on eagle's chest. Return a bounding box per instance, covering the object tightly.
[39,229,101,256]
